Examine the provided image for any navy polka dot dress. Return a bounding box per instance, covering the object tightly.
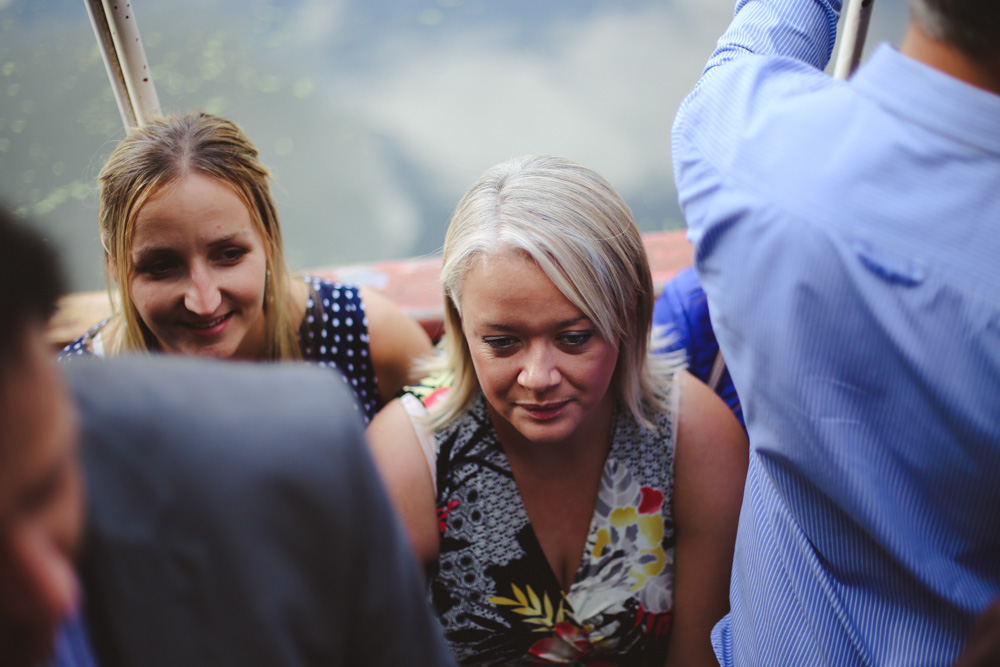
[299,277,380,423]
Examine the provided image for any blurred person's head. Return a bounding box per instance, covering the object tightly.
[429,155,675,433]
[0,208,83,667]
[908,0,1000,63]
[98,112,300,359]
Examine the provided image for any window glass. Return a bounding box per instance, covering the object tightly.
[0,0,907,292]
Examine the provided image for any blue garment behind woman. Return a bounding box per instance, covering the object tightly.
[652,267,744,429]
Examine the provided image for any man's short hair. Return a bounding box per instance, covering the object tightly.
[0,206,64,362]
[910,0,1000,60]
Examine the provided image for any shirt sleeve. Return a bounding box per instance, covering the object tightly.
[703,0,841,77]
[671,0,846,425]
[672,0,844,262]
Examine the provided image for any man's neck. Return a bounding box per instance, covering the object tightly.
[900,23,1000,96]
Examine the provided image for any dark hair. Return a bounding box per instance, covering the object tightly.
[0,205,64,359]
[910,0,1000,59]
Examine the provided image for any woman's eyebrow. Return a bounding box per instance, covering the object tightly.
[131,231,249,256]
[205,231,250,247]
[479,315,589,331]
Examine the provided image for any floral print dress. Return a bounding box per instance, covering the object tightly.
[405,380,678,666]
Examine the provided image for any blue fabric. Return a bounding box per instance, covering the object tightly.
[47,609,97,667]
[652,267,743,428]
[673,0,1000,665]
[299,278,380,423]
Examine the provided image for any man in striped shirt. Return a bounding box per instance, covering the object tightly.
[673,0,1000,664]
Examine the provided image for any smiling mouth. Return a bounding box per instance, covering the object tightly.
[181,312,233,334]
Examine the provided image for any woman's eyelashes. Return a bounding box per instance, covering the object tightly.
[133,246,248,279]
[483,335,518,353]
[558,330,594,348]
[134,255,179,279]
[216,245,248,264]
[481,330,596,354]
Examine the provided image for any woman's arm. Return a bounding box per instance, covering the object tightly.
[360,287,434,403]
[665,371,749,666]
[365,397,441,567]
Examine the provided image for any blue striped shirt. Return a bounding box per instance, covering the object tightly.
[673,0,1000,665]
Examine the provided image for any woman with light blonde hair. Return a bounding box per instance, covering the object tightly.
[368,155,747,665]
[60,112,430,421]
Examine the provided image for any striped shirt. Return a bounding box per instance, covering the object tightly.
[673,0,1000,664]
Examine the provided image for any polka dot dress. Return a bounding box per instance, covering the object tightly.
[299,277,380,423]
[58,317,110,361]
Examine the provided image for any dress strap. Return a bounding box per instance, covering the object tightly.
[400,392,437,493]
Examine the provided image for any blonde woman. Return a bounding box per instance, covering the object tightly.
[60,113,430,421]
[368,156,747,665]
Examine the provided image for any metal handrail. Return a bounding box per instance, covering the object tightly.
[833,0,876,79]
[83,0,161,129]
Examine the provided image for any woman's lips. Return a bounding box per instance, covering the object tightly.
[518,400,569,421]
[181,312,232,337]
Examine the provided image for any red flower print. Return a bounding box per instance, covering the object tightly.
[529,622,593,662]
[637,486,664,514]
[423,386,450,409]
[632,603,673,638]
[437,499,461,534]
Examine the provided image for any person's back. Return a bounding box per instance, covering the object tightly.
[673,0,1000,664]
[66,356,456,667]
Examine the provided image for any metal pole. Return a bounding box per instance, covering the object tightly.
[833,0,876,79]
[83,0,136,129]
[102,0,161,126]
[83,0,162,129]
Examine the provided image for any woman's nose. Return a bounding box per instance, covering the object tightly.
[183,267,222,316]
[517,344,561,391]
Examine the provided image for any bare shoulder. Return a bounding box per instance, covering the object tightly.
[367,396,421,455]
[359,287,433,402]
[672,369,748,542]
[663,371,748,666]
[676,371,747,476]
[366,396,440,565]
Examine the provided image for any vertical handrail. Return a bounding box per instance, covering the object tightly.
[83,0,161,129]
[833,0,876,79]
[84,0,136,128]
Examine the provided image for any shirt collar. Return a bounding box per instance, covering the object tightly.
[852,44,1000,157]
